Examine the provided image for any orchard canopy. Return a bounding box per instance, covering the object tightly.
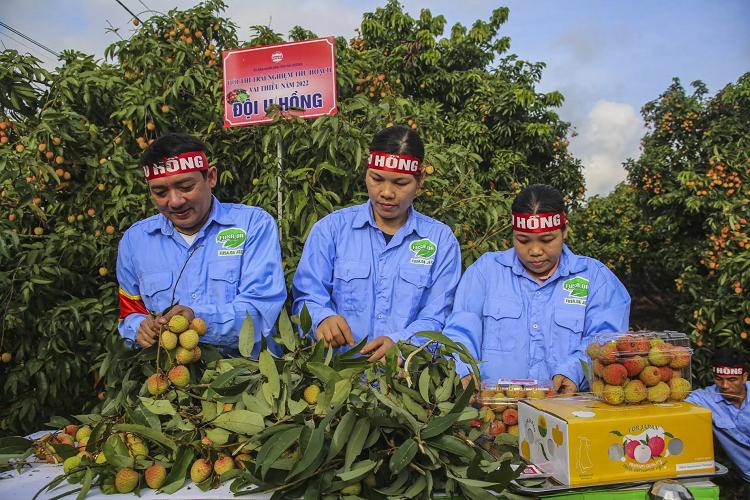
[0,0,747,436]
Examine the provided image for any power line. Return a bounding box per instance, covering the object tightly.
[0,30,53,63]
[113,0,142,24]
[0,22,59,58]
[137,0,151,12]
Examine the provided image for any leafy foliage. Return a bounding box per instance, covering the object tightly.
[0,0,583,434]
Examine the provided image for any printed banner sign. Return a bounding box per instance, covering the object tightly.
[223,37,338,127]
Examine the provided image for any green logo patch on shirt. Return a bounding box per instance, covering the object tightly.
[216,228,246,256]
[563,277,589,305]
[410,238,437,265]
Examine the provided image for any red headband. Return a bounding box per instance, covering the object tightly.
[141,151,209,181]
[367,151,422,176]
[714,365,746,376]
[512,212,567,233]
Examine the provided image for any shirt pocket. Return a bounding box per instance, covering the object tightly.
[482,298,522,352]
[712,413,737,432]
[140,270,173,304]
[394,267,430,318]
[208,262,240,303]
[332,259,371,312]
[553,307,585,357]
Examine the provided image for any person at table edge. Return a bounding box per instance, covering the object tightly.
[687,348,750,485]
[292,125,462,361]
[443,184,631,394]
[116,133,286,357]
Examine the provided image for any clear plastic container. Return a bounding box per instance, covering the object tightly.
[472,379,555,438]
[586,331,692,406]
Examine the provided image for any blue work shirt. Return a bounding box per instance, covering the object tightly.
[443,245,630,389]
[116,196,287,357]
[687,383,750,482]
[292,200,462,352]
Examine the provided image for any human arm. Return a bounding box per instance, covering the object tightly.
[555,265,631,390]
[116,231,153,346]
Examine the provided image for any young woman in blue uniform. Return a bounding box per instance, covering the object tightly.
[444,184,630,394]
[292,125,462,362]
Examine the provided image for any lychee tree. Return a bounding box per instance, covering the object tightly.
[0,0,585,434]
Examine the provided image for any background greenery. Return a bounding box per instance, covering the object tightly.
[0,0,747,451]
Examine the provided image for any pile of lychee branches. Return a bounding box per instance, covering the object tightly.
[3,307,522,499]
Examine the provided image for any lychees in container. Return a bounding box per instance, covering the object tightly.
[471,379,555,438]
[586,331,692,406]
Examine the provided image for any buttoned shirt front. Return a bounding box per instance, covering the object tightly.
[443,245,630,388]
[117,196,286,357]
[687,382,750,482]
[292,200,461,352]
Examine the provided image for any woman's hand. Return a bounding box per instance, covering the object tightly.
[552,374,577,395]
[316,315,355,348]
[361,335,397,363]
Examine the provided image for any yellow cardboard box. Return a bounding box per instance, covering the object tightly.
[518,397,714,487]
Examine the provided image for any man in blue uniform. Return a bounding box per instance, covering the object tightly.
[687,348,749,488]
[292,125,462,362]
[117,133,286,357]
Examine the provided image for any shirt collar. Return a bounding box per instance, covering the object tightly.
[352,200,428,238]
[711,381,750,406]
[496,244,587,278]
[146,196,233,235]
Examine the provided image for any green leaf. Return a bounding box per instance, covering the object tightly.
[335,459,378,482]
[404,475,427,498]
[307,362,342,386]
[330,378,351,405]
[242,392,273,417]
[390,438,418,475]
[400,393,428,422]
[259,350,280,397]
[113,423,178,453]
[205,428,230,445]
[425,434,475,461]
[239,312,255,357]
[212,410,265,435]
[75,468,94,500]
[345,417,370,472]
[278,308,297,352]
[160,446,195,494]
[288,405,341,480]
[139,396,176,416]
[257,426,303,479]
[327,409,356,461]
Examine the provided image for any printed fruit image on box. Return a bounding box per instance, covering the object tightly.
[518,397,714,486]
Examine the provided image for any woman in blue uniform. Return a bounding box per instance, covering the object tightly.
[292,125,462,362]
[444,184,630,393]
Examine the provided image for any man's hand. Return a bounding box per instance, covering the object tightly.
[552,374,577,395]
[316,315,354,348]
[461,374,479,405]
[137,315,162,348]
[156,305,195,330]
[360,335,400,363]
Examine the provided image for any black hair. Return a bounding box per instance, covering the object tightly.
[511,184,565,214]
[140,133,208,179]
[369,125,424,161]
[711,347,748,371]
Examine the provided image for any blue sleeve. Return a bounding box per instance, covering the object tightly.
[391,230,462,343]
[291,220,338,335]
[441,259,488,378]
[116,230,143,346]
[191,211,287,352]
[555,264,631,389]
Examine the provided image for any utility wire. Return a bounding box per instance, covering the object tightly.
[114,0,143,24]
[137,0,151,12]
[0,22,59,58]
[0,30,53,63]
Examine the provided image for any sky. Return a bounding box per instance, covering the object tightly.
[2,0,748,196]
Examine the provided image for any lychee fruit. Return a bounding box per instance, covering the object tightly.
[481,407,496,424]
[658,366,673,382]
[192,346,201,362]
[168,366,190,387]
[598,343,619,364]
[129,441,149,459]
[160,331,178,350]
[603,363,628,385]
[63,455,81,474]
[57,433,75,446]
[507,425,519,436]
[668,346,690,369]
[95,453,107,464]
[479,390,495,402]
[235,453,252,469]
[586,342,602,359]
[145,464,166,489]
[591,379,605,398]
[592,359,606,377]
[624,380,647,403]
[1,352,11,363]
[179,329,199,349]
[489,420,506,436]
[505,385,526,399]
[190,458,212,483]
[115,468,139,493]
[631,335,651,353]
[189,318,207,336]
[168,314,189,334]
[214,455,235,476]
[648,436,665,456]
[648,343,673,367]
[625,440,639,459]
[639,366,661,387]
[502,408,518,426]
[303,385,320,405]
[622,355,647,377]
[616,335,643,356]
[148,373,169,395]
[63,424,77,437]
[647,381,670,403]
[527,386,546,399]
[602,384,625,405]
[363,473,377,487]
[175,347,194,365]
[340,483,362,495]
[668,377,691,401]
